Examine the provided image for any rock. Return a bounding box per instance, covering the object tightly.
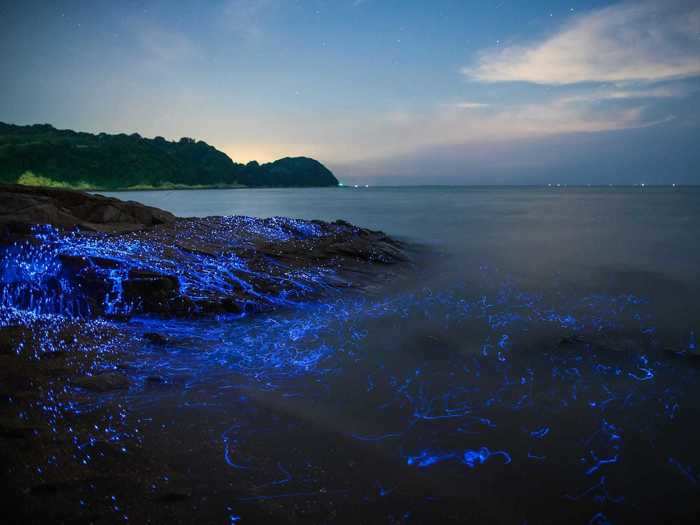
[39,349,66,359]
[155,488,192,502]
[143,332,169,345]
[59,254,121,271]
[29,482,61,494]
[122,272,180,308]
[71,372,130,392]
[558,335,586,346]
[665,347,700,358]
[0,418,40,439]
[418,334,452,361]
[1,186,408,319]
[0,325,32,354]
[0,183,175,234]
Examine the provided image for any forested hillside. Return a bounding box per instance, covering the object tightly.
[0,122,338,189]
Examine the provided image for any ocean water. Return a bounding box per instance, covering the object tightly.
[109,186,700,336]
[99,186,700,523]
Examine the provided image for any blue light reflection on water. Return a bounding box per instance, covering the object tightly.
[3,216,700,521]
[110,273,700,516]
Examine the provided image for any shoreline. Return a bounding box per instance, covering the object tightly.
[98,184,342,192]
[17,183,342,193]
[4,184,700,523]
[0,184,410,522]
[9,183,699,195]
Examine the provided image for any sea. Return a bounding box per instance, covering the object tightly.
[99,186,700,523]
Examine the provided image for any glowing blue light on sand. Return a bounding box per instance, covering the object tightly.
[406,450,457,467]
[463,447,512,468]
[668,457,698,485]
[530,427,550,439]
[585,453,619,475]
[6,228,698,518]
[589,512,612,525]
[406,447,511,469]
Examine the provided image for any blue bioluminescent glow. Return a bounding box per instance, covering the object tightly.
[463,447,512,468]
[668,457,699,485]
[0,219,362,319]
[405,446,511,469]
[161,275,698,512]
[4,220,700,522]
[530,427,550,439]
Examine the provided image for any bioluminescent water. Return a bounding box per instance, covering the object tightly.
[5,186,700,523]
[115,278,698,521]
[0,216,355,320]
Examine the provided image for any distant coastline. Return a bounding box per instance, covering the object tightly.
[0,122,339,190]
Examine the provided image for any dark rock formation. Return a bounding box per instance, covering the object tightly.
[71,372,130,392]
[0,184,408,319]
[0,184,175,234]
[143,332,170,346]
[0,185,408,524]
[0,324,32,354]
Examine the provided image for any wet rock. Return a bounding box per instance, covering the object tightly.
[71,372,130,392]
[29,482,61,494]
[174,239,221,256]
[143,332,169,345]
[665,347,700,359]
[0,418,40,439]
[1,186,408,319]
[558,335,586,346]
[0,325,32,354]
[58,254,91,272]
[122,272,180,309]
[418,334,452,361]
[39,349,66,359]
[88,440,128,461]
[155,488,192,502]
[219,297,244,314]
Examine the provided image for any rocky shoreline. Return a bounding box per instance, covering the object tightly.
[0,184,409,523]
[1,184,407,317]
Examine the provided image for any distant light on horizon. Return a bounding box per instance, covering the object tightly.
[220,143,323,164]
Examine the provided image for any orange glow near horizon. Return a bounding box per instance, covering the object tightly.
[219,143,323,164]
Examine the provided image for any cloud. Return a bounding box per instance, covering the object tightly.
[308,92,671,163]
[556,85,691,105]
[124,1,692,169]
[464,0,700,85]
[454,102,490,109]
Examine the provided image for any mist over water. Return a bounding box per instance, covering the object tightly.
[109,186,700,333]
[101,186,700,522]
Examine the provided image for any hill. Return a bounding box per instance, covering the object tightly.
[0,122,338,190]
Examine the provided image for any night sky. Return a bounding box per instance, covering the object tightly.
[2,0,700,184]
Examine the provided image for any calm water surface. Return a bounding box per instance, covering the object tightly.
[101,187,700,523]
[109,186,700,283]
